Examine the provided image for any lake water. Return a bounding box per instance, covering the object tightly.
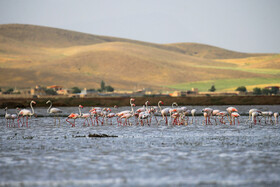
[1,105,280,186]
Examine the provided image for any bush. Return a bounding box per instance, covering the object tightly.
[72,87,81,94]
[208,85,216,92]
[105,85,114,92]
[236,86,247,92]
[271,87,279,95]
[252,87,262,95]
[3,88,14,94]
[45,88,57,95]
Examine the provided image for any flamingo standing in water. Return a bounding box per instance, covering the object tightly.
[116,98,135,125]
[274,112,279,124]
[66,105,82,127]
[202,108,213,125]
[17,100,36,128]
[226,107,238,125]
[46,100,62,126]
[231,112,240,125]
[79,105,92,126]
[120,104,135,126]
[4,107,12,127]
[212,109,220,125]
[9,108,20,127]
[158,101,171,125]
[191,109,197,124]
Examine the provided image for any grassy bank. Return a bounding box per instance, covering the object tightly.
[1,96,280,108]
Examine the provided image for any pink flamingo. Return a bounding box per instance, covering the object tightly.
[17,101,36,128]
[202,108,213,125]
[226,107,238,125]
[216,111,228,124]
[79,105,92,126]
[66,105,82,127]
[212,109,220,125]
[231,112,240,125]
[116,98,135,125]
[120,105,135,126]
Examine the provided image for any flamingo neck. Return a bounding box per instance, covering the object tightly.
[78,107,82,116]
[47,102,52,113]
[30,102,35,115]
[158,102,162,111]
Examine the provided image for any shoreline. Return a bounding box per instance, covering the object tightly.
[1,96,280,108]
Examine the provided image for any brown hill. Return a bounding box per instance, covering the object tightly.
[0,24,277,90]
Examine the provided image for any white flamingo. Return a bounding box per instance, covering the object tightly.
[79,105,92,126]
[191,109,197,124]
[274,112,279,124]
[17,100,36,128]
[158,101,171,125]
[226,107,238,125]
[46,100,62,126]
[4,107,12,127]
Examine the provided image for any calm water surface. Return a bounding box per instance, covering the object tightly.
[1,105,280,186]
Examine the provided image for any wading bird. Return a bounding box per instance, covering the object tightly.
[17,101,36,128]
[46,100,62,126]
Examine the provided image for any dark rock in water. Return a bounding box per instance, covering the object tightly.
[88,133,118,138]
[23,136,34,139]
[74,135,86,138]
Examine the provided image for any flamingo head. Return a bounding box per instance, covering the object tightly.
[159,101,163,105]
[145,101,150,105]
[46,100,51,104]
[31,101,36,105]
[132,104,136,107]
[107,108,112,112]
[79,105,83,108]
[130,98,135,102]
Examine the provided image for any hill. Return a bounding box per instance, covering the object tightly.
[0,24,279,91]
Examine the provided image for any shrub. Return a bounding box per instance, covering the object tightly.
[209,85,216,92]
[252,87,262,95]
[236,86,247,92]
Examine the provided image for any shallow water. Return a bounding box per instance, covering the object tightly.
[1,106,280,186]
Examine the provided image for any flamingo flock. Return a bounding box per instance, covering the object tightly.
[2,98,280,127]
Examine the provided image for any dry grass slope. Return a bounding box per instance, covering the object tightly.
[0,24,279,90]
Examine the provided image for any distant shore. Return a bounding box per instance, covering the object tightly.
[1,96,280,108]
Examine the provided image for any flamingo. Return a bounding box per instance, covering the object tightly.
[212,109,220,125]
[231,112,240,125]
[251,111,261,125]
[261,111,273,125]
[10,108,20,127]
[4,107,12,127]
[202,108,213,125]
[66,105,82,127]
[226,107,238,125]
[46,100,62,126]
[191,109,197,124]
[106,107,117,125]
[79,105,92,126]
[216,111,228,124]
[17,100,36,128]
[120,104,135,126]
[274,112,279,124]
[248,109,261,122]
[158,101,171,125]
[116,98,135,125]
